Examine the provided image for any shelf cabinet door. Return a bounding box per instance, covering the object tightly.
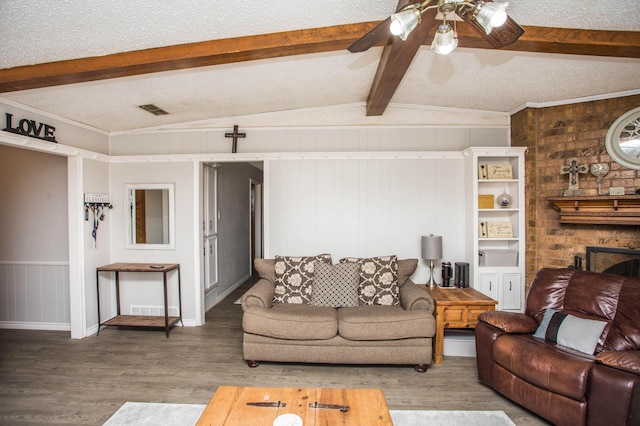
[501,272,522,310]
[478,272,499,301]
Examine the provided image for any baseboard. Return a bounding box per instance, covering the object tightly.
[0,321,70,331]
[206,273,251,311]
[443,330,476,357]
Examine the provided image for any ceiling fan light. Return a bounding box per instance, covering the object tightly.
[390,7,421,41]
[476,1,509,35]
[431,23,458,55]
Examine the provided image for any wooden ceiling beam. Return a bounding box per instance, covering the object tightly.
[0,22,638,94]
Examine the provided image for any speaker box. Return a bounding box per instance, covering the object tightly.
[455,262,469,288]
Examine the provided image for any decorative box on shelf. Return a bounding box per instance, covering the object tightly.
[548,195,640,225]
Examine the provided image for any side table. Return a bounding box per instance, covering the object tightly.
[96,263,182,337]
[419,285,497,364]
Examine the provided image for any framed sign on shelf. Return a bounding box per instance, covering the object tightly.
[479,164,513,180]
[479,221,513,238]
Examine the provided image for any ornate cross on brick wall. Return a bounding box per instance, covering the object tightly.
[561,157,588,196]
[225,125,246,153]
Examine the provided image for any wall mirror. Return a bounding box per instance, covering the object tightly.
[125,183,175,250]
[605,106,640,170]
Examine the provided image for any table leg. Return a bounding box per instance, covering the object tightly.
[433,306,445,364]
[163,271,169,338]
[96,270,101,335]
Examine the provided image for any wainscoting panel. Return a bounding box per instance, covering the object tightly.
[0,261,70,330]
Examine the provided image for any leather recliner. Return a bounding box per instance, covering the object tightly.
[475,268,640,426]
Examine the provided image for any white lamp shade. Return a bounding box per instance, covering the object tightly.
[422,235,443,260]
[431,23,458,55]
[390,8,420,41]
[476,1,509,35]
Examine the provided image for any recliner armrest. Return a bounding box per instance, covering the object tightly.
[400,280,434,313]
[478,310,538,334]
[241,278,275,310]
[596,351,640,376]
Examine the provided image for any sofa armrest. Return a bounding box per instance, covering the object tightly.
[241,278,275,310]
[400,280,434,314]
[596,351,640,376]
[478,311,538,334]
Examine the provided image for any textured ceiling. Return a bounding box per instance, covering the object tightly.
[1,0,639,133]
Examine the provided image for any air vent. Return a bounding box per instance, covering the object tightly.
[138,104,169,115]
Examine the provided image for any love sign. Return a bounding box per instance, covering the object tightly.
[3,113,57,142]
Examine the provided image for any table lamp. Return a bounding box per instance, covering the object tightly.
[422,234,442,288]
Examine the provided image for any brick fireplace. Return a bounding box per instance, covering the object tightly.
[511,94,640,290]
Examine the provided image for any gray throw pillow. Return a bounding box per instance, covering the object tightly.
[533,308,607,355]
[310,262,360,308]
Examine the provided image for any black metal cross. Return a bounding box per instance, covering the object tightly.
[225,125,246,153]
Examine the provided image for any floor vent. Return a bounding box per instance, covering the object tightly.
[130,305,179,317]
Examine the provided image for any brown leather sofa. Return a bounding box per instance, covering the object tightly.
[475,268,640,426]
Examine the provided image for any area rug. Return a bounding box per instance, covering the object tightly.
[104,402,516,425]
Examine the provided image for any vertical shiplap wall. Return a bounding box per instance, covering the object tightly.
[266,156,466,282]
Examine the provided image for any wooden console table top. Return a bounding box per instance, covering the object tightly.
[196,386,392,426]
[96,263,179,272]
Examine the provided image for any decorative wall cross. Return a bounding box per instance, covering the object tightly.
[225,125,246,153]
[561,157,588,196]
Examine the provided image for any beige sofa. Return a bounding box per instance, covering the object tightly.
[241,256,436,372]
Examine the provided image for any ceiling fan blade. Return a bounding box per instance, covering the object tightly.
[348,17,392,53]
[456,4,525,48]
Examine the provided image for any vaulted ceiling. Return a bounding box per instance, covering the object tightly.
[1,0,639,133]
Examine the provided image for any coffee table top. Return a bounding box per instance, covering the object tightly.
[196,386,392,426]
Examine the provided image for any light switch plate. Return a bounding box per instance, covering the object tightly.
[609,187,625,196]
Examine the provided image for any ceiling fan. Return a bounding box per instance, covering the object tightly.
[349,0,524,116]
[348,0,524,54]
[349,0,524,54]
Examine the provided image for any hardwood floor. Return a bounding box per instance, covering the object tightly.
[0,277,549,425]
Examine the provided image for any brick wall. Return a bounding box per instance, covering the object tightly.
[511,94,640,290]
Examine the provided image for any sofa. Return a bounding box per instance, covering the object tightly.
[475,267,640,426]
[241,255,436,371]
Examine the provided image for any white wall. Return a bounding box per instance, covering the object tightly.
[108,161,198,325]
[0,145,70,329]
[266,156,466,283]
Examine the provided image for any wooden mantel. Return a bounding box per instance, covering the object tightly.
[548,195,640,225]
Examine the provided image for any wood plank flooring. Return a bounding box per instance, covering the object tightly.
[0,276,550,425]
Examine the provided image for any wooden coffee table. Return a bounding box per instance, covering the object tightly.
[196,386,392,425]
[419,285,497,364]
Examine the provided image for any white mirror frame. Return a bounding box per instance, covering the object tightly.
[605,106,640,171]
[125,183,176,250]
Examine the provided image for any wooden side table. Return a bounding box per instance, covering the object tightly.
[96,263,182,337]
[419,285,497,364]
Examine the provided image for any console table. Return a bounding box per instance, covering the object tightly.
[419,285,497,364]
[96,263,182,337]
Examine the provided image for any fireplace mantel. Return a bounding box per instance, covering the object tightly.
[548,195,640,225]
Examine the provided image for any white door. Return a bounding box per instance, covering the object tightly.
[204,165,219,292]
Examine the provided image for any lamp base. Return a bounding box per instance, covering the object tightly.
[428,260,436,288]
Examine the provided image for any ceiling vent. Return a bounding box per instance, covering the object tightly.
[138,104,169,115]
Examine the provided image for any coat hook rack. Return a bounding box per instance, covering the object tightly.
[84,194,113,248]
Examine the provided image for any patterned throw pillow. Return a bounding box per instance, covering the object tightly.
[340,255,399,306]
[310,262,360,308]
[273,254,332,304]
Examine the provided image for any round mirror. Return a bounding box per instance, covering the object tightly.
[605,106,640,170]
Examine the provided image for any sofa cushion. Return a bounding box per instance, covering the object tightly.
[310,262,360,308]
[338,305,435,340]
[340,255,399,306]
[242,304,338,340]
[493,334,595,401]
[273,254,332,304]
[533,308,607,355]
